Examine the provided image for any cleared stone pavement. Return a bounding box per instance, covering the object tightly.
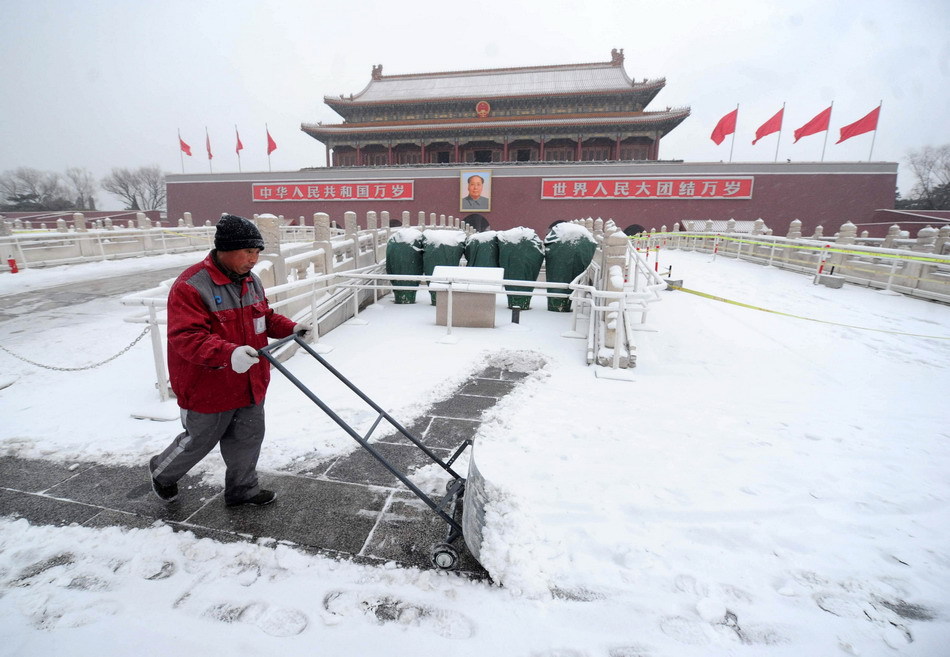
[0,362,529,577]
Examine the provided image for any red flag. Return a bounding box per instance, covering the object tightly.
[235,127,244,155]
[836,105,880,144]
[752,108,784,145]
[266,128,277,155]
[205,130,213,160]
[179,135,192,156]
[711,109,738,145]
[794,106,832,143]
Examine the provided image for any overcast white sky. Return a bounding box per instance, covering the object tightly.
[1,0,948,205]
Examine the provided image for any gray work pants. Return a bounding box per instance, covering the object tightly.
[150,403,265,505]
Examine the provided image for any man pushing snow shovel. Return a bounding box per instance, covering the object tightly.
[148,214,311,507]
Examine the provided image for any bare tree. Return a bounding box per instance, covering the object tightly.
[905,145,950,210]
[138,165,167,211]
[0,167,73,210]
[64,167,98,210]
[101,167,142,210]
[101,165,167,211]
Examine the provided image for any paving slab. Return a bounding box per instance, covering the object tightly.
[361,492,485,575]
[44,463,221,523]
[81,508,166,531]
[427,394,497,420]
[0,488,102,527]
[0,456,96,493]
[187,473,389,554]
[475,366,531,381]
[375,416,432,445]
[420,417,481,450]
[324,441,450,488]
[458,378,516,398]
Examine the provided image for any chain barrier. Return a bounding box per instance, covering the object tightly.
[0,325,152,371]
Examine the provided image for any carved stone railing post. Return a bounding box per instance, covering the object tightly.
[836,221,857,245]
[256,213,285,286]
[600,230,634,368]
[935,225,950,255]
[343,211,358,267]
[313,212,334,275]
[787,219,802,240]
[882,224,901,249]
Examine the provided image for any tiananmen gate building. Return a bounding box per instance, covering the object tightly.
[166,50,897,237]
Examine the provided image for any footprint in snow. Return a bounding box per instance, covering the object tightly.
[201,601,308,636]
[23,596,121,630]
[322,589,474,639]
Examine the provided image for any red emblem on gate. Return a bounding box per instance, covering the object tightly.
[475,101,491,118]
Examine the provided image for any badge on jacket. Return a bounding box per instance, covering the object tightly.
[254,316,266,334]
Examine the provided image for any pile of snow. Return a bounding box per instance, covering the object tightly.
[496,227,540,245]
[422,229,466,247]
[465,230,497,244]
[545,222,595,243]
[387,227,423,244]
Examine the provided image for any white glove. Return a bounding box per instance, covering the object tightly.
[294,322,313,340]
[230,345,259,373]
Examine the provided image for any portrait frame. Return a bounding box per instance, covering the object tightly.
[460,170,492,213]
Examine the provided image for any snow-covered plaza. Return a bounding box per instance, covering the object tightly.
[1,247,948,656]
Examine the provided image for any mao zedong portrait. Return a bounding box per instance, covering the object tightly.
[461,173,490,211]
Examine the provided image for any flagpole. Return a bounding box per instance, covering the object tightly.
[178,130,185,173]
[729,103,738,163]
[772,102,785,162]
[868,100,882,161]
[206,127,212,173]
[821,101,833,162]
[266,123,272,172]
[235,124,242,173]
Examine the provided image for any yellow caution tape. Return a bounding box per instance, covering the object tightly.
[667,284,950,340]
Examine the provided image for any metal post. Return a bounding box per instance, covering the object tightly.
[612,292,624,370]
[445,283,454,336]
[148,305,170,402]
[884,257,900,294]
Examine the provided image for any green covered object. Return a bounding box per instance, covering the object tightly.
[385,228,424,304]
[497,227,545,309]
[422,229,466,304]
[463,231,499,268]
[543,223,597,311]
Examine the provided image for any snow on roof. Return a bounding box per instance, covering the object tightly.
[329,61,660,104]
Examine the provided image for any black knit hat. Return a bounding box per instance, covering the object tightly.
[215,214,264,251]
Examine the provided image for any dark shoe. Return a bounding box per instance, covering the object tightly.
[226,489,277,507]
[150,471,179,503]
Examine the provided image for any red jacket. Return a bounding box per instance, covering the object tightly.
[166,253,296,413]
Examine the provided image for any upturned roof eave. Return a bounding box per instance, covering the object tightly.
[300,109,690,141]
[323,79,666,109]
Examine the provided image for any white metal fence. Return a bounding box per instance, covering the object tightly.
[636,220,950,304]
